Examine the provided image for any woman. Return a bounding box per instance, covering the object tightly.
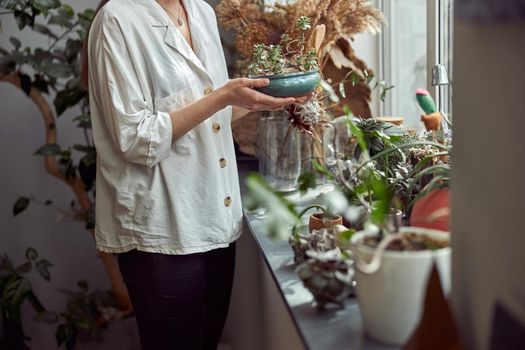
[81,0,300,348]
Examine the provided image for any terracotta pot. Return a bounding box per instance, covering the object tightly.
[410,189,450,232]
[308,213,343,232]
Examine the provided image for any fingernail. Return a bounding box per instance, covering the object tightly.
[264,79,270,84]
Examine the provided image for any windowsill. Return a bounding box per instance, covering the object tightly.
[237,160,399,350]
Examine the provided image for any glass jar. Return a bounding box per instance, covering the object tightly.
[255,111,301,192]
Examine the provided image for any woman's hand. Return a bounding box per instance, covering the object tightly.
[217,78,297,112]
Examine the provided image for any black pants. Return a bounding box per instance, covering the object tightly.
[117,243,236,350]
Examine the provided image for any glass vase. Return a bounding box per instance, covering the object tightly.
[255,111,301,193]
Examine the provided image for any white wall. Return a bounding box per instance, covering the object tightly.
[452,20,525,350]
[0,1,113,349]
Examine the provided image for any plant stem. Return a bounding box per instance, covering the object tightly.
[297,204,326,219]
[83,127,91,147]
[291,204,326,240]
[48,20,79,51]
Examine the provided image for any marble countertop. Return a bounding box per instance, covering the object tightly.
[238,161,397,350]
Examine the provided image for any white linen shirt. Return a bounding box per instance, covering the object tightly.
[87,0,243,254]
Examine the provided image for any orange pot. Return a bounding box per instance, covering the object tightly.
[410,189,450,232]
[309,213,343,232]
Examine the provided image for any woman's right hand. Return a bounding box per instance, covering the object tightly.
[217,78,297,112]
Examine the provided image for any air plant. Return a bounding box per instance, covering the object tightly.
[296,249,354,309]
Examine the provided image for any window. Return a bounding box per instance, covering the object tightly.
[378,0,453,128]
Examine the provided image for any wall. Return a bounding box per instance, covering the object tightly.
[452,18,525,350]
[0,1,119,349]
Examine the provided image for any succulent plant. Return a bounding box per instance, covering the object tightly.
[248,16,319,77]
[289,227,339,264]
[296,249,354,309]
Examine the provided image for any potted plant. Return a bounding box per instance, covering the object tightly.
[0,0,131,311]
[407,154,451,232]
[247,16,321,97]
[0,248,54,349]
[296,249,353,309]
[350,226,451,346]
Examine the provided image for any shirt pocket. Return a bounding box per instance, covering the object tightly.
[154,87,195,154]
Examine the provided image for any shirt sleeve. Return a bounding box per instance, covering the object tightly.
[90,14,173,167]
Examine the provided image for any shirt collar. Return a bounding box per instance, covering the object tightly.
[132,0,199,27]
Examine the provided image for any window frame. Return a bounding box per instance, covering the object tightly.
[379,0,454,120]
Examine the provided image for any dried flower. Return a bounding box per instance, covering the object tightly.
[236,22,272,57]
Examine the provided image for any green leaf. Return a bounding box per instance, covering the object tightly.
[13,196,30,216]
[36,259,53,281]
[319,79,340,103]
[54,87,86,116]
[312,159,333,180]
[9,36,21,49]
[57,157,75,179]
[64,38,82,61]
[33,310,59,324]
[41,62,72,78]
[0,55,16,74]
[338,81,346,98]
[338,229,356,242]
[64,325,78,350]
[350,71,361,86]
[32,74,50,93]
[77,279,88,292]
[56,324,67,346]
[245,173,298,239]
[18,72,32,96]
[380,85,395,102]
[78,8,95,21]
[14,9,34,30]
[15,261,32,274]
[26,247,38,261]
[73,144,94,153]
[33,22,58,39]
[61,4,74,17]
[0,0,24,9]
[0,254,15,273]
[26,290,45,312]
[73,114,91,128]
[32,0,61,14]
[3,276,30,305]
[298,172,316,194]
[345,115,368,155]
[369,175,392,226]
[34,143,61,156]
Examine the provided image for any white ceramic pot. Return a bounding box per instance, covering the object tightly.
[351,227,451,346]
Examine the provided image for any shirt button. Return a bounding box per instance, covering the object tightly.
[224,196,232,207]
[204,86,213,96]
[212,123,221,133]
[219,158,227,168]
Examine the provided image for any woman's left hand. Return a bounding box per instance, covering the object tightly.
[231,92,314,122]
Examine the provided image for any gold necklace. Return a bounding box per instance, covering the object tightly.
[160,1,184,27]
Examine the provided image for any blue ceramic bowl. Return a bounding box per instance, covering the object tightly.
[252,71,321,97]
